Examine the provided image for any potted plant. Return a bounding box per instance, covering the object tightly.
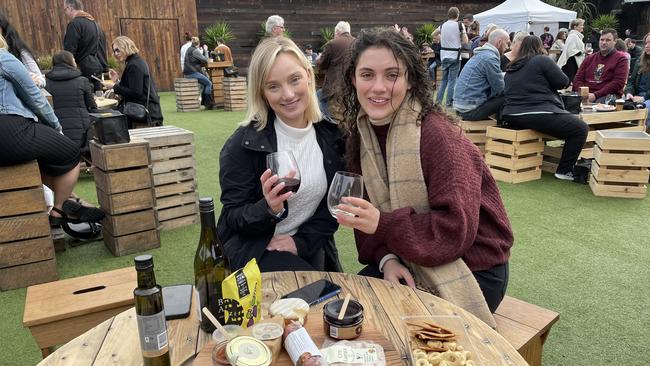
[319,27,334,51]
[591,14,619,32]
[204,21,236,50]
[37,54,53,74]
[415,23,436,47]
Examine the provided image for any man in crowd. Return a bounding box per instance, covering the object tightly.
[540,26,554,51]
[63,0,107,91]
[304,44,318,65]
[183,37,215,110]
[317,21,355,119]
[433,7,468,108]
[626,38,642,66]
[573,29,629,103]
[214,39,233,63]
[266,15,285,38]
[453,29,510,121]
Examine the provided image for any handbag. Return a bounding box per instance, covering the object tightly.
[91,111,130,145]
[122,66,152,122]
[561,93,582,114]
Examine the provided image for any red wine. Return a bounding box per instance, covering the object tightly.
[273,178,300,194]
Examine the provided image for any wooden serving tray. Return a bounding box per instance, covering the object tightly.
[193,310,402,365]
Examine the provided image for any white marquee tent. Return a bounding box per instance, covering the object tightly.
[474,0,576,37]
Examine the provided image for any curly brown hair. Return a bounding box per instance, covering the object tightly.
[338,27,444,171]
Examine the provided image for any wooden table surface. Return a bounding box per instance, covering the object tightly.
[37,271,527,366]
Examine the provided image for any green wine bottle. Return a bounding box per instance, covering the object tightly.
[194,197,231,333]
[134,255,171,366]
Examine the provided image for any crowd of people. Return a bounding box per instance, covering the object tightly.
[2,1,649,320]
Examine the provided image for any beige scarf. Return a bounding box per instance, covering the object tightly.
[357,95,496,328]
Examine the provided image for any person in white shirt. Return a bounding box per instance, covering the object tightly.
[433,7,468,107]
[179,32,192,69]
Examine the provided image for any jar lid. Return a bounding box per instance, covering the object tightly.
[323,299,364,325]
[226,336,272,366]
[251,322,283,341]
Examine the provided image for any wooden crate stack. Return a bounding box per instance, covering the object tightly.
[90,140,160,256]
[459,119,496,155]
[0,161,58,290]
[223,77,247,111]
[174,78,201,112]
[485,127,545,183]
[129,126,199,231]
[589,130,650,199]
[207,61,233,108]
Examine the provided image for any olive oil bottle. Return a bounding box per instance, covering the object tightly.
[134,255,171,366]
[194,197,231,333]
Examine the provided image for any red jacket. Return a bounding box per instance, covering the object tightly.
[572,50,629,99]
[355,112,514,272]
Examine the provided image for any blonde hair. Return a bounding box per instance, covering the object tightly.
[570,18,584,30]
[242,36,321,130]
[512,31,529,45]
[0,33,6,49]
[112,36,139,57]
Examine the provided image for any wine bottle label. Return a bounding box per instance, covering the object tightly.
[136,311,168,352]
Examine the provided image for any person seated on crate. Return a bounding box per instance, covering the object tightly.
[45,50,99,158]
[0,34,104,227]
[213,38,233,63]
[182,36,216,110]
[572,29,629,104]
[503,35,588,181]
[333,28,513,318]
[106,36,163,127]
[452,29,510,122]
[217,36,345,273]
[625,32,650,128]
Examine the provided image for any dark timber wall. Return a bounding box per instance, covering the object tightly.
[195,0,500,72]
[0,0,198,91]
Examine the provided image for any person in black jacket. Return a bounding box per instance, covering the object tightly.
[63,0,107,91]
[107,36,163,127]
[46,50,98,154]
[503,36,588,181]
[217,37,345,272]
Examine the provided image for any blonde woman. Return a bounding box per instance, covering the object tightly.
[557,18,586,81]
[106,36,163,126]
[217,37,345,272]
[501,31,528,71]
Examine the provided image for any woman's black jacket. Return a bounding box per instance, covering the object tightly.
[113,53,163,124]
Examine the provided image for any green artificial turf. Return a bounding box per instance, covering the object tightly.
[1,92,648,365]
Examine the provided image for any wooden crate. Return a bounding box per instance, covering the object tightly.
[129,126,200,230]
[90,139,151,171]
[459,119,496,155]
[223,77,247,111]
[174,78,201,112]
[485,127,545,183]
[589,130,650,199]
[23,267,136,357]
[0,161,58,290]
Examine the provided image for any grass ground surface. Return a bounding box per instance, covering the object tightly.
[1,92,648,365]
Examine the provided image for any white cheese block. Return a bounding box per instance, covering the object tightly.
[269,298,310,324]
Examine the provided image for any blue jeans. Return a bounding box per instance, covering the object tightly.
[645,100,650,127]
[316,88,331,119]
[184,72,212,99]
[435,58,461,107]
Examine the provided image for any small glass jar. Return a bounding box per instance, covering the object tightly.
[226,336,272,366]
[323,299,364,340]
[211,341,230,366]
[212,324,245,344]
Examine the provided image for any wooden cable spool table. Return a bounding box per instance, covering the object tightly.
[37,271,526,365]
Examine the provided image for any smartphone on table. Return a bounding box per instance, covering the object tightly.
[281,279,342,306]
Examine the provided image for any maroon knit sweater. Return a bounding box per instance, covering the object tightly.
[355,112,514,272]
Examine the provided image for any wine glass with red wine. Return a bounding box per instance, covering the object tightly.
[266,151,301,194]
[327,171,363,218]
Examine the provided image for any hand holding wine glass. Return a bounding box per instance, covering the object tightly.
[263,151,301,214]
[327,171,363,218]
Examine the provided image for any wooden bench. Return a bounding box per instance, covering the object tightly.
[0,161,58,290]
[460,119,497,155]
[495,296,560,366]
[22,267,137,358]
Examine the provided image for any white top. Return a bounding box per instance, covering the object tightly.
[440,20,465,61]
[21,50,45,88]
[273,118,327,237]
[180,41,192,68]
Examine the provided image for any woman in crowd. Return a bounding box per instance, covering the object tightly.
[625,33,650,127]
[46,50,98,154]
[557,19,586,82]
[0,34,103,226]
[334,28,513,316]
[217,37,345,272]
[549,28,567,61]
[0,12,45,88]
[503,36,588,181]
[501,31,528,71]
[106,36,163,127]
